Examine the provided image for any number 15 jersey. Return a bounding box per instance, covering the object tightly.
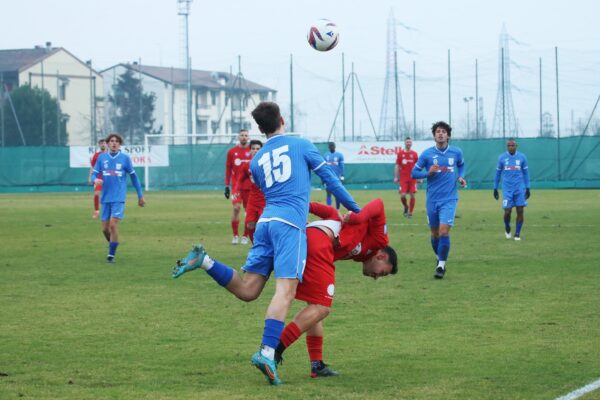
[250,135,344,229]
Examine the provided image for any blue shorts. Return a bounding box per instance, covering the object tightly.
[242,220,307,281]
[101,202,125,221]
[502,190,527,209]
[426,199,458,228]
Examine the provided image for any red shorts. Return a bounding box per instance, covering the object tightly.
[295,228,335,307]
[231,189,250,207]
[245,197,265,225]
[399,178,417,194]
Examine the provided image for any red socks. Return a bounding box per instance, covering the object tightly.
[94,194,99,211]
[280,321,302,348]
[400,197,408,209]
[409,197,416,213]
[231,220,239,236]
[306,335,323,362]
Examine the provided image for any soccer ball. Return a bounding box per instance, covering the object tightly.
[307,19,339,51]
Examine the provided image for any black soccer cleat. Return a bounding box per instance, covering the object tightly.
[434,266,445,279]
[107,255,115,264]
[310,361,339,378]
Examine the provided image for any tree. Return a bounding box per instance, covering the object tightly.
[1,85,67,146]
[108,69,158,144]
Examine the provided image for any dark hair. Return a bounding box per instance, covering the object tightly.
[251,102,282,134]
[404,137,412,141]
[240,129,249,134]
[105,133,124,144]
[431,121,452,137]
[382,246,398,275]
[249,139,263,148]
[98,138,106,144]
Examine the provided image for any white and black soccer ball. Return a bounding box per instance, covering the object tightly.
[307,19,339,52]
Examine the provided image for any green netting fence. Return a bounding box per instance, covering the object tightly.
[1,136,599,193]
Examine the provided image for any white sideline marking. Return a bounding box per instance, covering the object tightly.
[556,378,600,400]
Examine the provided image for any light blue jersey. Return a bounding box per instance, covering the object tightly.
[412,145,465,202]
[494,151,530,192]
[92,151,143,203]
[250,135,359,229]
[324,151,344,178]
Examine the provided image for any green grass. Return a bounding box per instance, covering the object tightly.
[1,189,599,400]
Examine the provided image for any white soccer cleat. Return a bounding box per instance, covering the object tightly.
[241,236,249,245]
[231,236,239,245]
[505,232,512,239]
[514,236,521,241]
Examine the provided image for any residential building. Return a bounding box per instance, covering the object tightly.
[0,43,103,145]
[101,63,276,144]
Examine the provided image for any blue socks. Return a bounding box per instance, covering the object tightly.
[326,192,332,206]
[109,241,119,257]
[516,222,523,236]
[261,319,285,349]
[438,236,450,262]
[206,260,234,287]
[504,215,511,233]
[431,237,440,256]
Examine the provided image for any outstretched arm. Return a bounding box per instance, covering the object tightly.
[314,164,360,212]
[309,202,341,221]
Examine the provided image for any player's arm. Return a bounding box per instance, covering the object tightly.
[126,158,145,206]
[309,202,341,221]
[412,154,428,179]
[307,143,360,212]
[493,157,502,199]
[224,150,232,198]
[91,158,102,184]
[394,163,400,182]
[457,150,467,187]
[345,198,384,225]
[522,156,531,198]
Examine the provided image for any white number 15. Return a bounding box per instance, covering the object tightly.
[257,145,292,188]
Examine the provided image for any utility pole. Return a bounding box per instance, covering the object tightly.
[290,54,294,132]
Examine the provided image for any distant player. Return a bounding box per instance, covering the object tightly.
[394,137,419,218]
[91,133,145,263]
[173,101,359,385]
[323,142,345,210]
[493,138,531,240]
[88,138,107,219]
[224,129,252,245]
[412,121,466,279]
[171,199,396,380]
[239,139,265,243]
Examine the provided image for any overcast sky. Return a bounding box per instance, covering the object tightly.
[3,0,600,140]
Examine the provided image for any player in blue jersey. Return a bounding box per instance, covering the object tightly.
[91,133,145,263]
[493,138,530,241]
[172,102,359,385]
[323,142,345,210]
[412,121,466,279]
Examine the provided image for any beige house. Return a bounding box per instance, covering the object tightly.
[101,63,276,144]
[0,43,103,145]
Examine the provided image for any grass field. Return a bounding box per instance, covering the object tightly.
[1,189,599,400]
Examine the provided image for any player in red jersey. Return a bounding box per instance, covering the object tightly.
[275,198,395,377]
[239,139,266,243]
[224,129,252,245]
[88,138,107,219]
[394,137,419,217]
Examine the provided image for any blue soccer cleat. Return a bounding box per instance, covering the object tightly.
[172,244,207,279]
[251,351,282,385]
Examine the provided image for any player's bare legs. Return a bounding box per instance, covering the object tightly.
[231,202,242,244]
[265,278,298,322]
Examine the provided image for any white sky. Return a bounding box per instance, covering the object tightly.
[3,0,600,140]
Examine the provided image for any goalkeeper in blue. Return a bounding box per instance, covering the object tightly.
[91,133,145,263]
[493,138,530,241]
[412,121,466,279]
[172,102,360,385]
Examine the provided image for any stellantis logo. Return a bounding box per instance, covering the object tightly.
[357,145,402,155]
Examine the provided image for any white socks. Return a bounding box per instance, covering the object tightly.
[261,345,275,360]
[201,256,215,271]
